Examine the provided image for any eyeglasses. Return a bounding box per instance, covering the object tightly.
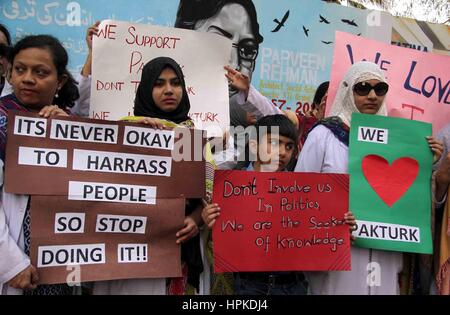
[353,82,389,96]
[232,38,259,62]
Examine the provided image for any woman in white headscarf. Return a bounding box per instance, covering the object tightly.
[294,61,443,295]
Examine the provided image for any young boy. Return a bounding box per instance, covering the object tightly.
[203,114,308,295]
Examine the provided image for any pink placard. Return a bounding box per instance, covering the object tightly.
[326,31,450,134]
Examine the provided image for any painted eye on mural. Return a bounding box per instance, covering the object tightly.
[233,39,258,61]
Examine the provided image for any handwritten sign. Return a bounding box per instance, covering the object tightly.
[349,113,433,254]
[212,170,351,272]
[4,112,206,199]
[30,196,184,284]
[91,20,232,137]
[326,31,450,134]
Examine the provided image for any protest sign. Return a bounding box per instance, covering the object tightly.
[91,20,231,137]
[349,112,433,254]
[5,112,206,199]
[30,196,184,284]
[326,31,450,134]
[3,112,206,283]
[212,170,350,272]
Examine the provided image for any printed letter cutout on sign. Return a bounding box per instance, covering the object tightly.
[30,196,185,284]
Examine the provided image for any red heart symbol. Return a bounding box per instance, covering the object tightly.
[361,155,419,207]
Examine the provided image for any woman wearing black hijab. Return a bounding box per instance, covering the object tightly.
[133,57,192,125]
[94,57,209,295]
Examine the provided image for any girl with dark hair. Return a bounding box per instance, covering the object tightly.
[0,24,12,96]
[133,57,192,124]
[310,81,329,120]
[0,34,79,295]
[7,35,79,110]
[0,24,11,47]
[92,56,212,295]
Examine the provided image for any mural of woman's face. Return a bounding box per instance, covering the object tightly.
[194,3,258,96]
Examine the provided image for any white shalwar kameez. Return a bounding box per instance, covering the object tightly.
[294,61,403,295]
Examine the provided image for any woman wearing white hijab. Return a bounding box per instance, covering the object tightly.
[294,61,442,294]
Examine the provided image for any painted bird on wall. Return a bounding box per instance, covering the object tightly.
[272,10,290,32]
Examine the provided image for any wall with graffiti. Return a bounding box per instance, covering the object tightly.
[1,0,448,114]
